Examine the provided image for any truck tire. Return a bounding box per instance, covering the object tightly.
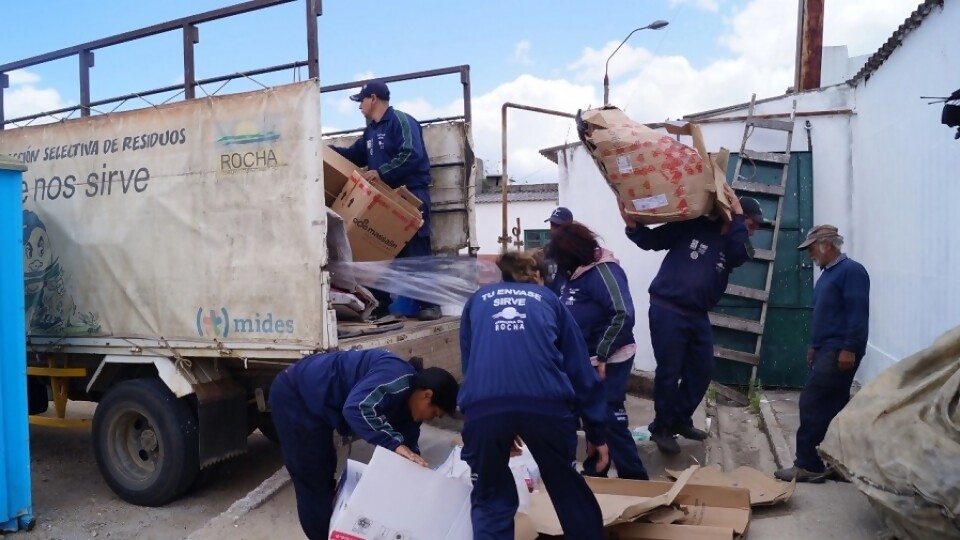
[92,378,200,507]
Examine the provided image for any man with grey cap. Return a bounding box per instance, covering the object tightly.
[775,225,870,483]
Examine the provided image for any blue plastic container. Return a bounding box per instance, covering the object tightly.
[0,156,33,532]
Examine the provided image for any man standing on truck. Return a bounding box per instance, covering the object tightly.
[775,225,870,483]
[269,349,459,539]
[621,186,762,455]
[332,80,441,321]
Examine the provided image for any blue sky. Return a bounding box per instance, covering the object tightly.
[2,0,922,182]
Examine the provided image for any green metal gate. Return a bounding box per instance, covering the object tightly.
[712,151,814,388]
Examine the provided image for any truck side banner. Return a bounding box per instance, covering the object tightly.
[0,81,326,347]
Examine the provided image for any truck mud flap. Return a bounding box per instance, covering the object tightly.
[194,379,248,468]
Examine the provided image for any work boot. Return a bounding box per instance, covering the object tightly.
[674,425,708,441]
[825,467,850,483]
[417,306,442,321]
[774,466,826,483]
[651,432,681,455]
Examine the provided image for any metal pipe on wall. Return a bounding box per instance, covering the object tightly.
[499,103,576,253]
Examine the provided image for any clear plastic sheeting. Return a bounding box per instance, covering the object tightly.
[819,325,960,540]
[329,256,502,312]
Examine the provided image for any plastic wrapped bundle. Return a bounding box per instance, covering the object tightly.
[819,326,960,540]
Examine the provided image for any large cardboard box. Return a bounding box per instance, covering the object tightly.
[323,145,360,207]
[331,172,424,262]
[329,447,471,540]
[577,107,731,224]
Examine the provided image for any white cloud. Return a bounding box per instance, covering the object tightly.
[3,71,70,124]
[511,41,533,65]
[353,70,375,81]
[823,0,922,55]
[324,0,921,183]
[669,0,720,12]
[7,70,41,86]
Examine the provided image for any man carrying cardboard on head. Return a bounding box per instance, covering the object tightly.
[332,80,441,321]
[621,187,763,455]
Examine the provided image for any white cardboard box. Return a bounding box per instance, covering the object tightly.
[328,447,472,540]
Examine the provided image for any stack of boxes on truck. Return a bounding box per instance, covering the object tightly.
[322,147,424,263]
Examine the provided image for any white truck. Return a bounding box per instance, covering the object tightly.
[0,1,478,507]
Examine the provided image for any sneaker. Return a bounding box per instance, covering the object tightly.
[774,466,826,483]
[651,432,681,455]
[674,425,708,441]
[417,306,442,321]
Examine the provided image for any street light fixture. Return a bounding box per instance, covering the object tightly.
[603,20,669,106]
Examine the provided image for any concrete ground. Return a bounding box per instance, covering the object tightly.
[749,389,887,540]
[183,389,892,540]
[186,395,707,540]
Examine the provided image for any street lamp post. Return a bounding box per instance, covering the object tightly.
[603,20,669,106]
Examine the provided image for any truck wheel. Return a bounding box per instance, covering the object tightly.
[92,378,200,507]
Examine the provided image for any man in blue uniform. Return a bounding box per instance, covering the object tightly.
[775,225,869,483]
[459,252,609,540]
[268,349,459,539]
[540,206,573,295]
[622,186,762,454]
[332,80,441,321]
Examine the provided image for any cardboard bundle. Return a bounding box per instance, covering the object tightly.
[323,146,424,262]
[576,107,731,224]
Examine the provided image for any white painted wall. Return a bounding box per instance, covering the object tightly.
[554,2,960,382]
[846,0,960,381]
[472,199,558,254]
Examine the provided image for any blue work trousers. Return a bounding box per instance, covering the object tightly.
[794,347,860,472]
[269,372,337,540]
[461,412,604,540]
[648,304,714,435]
[582,358,649,480]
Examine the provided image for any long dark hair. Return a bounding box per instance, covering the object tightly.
[548,222,600,274]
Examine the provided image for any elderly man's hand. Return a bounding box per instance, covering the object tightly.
[838,350,857,371]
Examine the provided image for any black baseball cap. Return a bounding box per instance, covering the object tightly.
[739,197,765,225]
[350,80,390,102]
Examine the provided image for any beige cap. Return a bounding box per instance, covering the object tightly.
[797,225,842,249]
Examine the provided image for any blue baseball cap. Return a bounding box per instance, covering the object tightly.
[350,80,390,102]
[545,207,573,225]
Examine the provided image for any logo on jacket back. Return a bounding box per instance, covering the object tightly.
[492,305,526,331]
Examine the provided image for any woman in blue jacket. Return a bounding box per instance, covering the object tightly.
[268,349,459,539]
[459,251,610,540]
[549,222,649,481]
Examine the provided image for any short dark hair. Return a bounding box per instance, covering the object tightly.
[411,365,459,415]
[548,222,600,273]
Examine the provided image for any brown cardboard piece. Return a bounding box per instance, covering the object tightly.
[577,107,731,224]
[331,172,424,262]
[526,467,697,535]
[323,145,360,206]
[666,465,796,507]
[610,522,736,540]
[584,475,752,536]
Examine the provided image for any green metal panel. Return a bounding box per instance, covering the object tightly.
[712,152,814,388]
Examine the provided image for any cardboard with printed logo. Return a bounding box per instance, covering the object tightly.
[331,171,424,262]
[577,107,732,225]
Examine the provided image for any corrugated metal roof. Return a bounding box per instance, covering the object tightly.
[475,183,558,204]
[847,0,944,85]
